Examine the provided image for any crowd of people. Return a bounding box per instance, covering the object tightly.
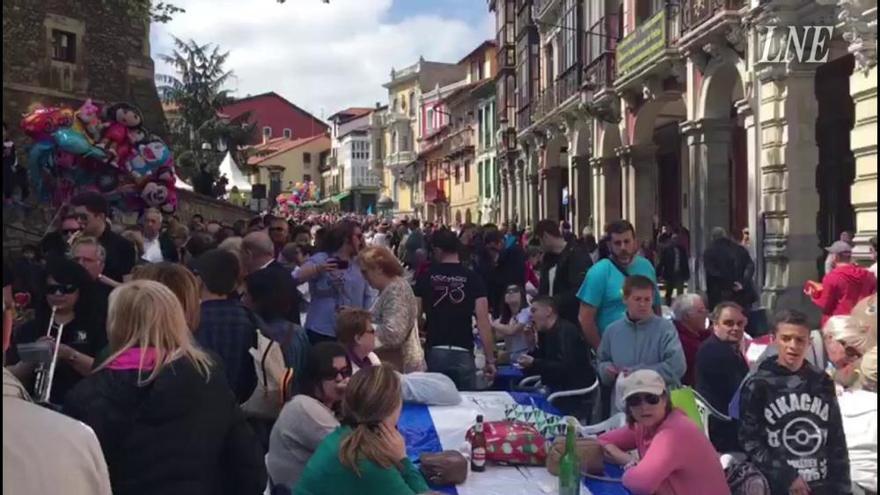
[2,191,878,495]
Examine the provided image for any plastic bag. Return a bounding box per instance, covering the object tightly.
[400,372,462,406]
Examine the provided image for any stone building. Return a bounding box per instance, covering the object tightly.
[2,0,166,136]
[488,0,877,313]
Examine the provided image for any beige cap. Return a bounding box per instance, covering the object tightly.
[620,369,666,401]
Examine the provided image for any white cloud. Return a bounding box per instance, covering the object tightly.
[151,0,493,119]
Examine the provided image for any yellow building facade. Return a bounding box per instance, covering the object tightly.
[248,134,331,199]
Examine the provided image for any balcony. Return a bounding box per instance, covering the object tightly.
[679,0,747,49]
[444,127,475,158]
[533,64,582,123]
[424,179,448,204]
[532,0,562,23]
[385,150,416,172]
[614,6,680,91]
[496,42,516,73]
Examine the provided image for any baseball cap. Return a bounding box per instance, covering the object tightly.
[826,241,853,255]
[619,370,666,401]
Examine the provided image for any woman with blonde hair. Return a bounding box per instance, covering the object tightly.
[295,364,429,495]
[64,280,266,495]
[358,246,425,373]
[824,315,874,388]
[131,262,201,331]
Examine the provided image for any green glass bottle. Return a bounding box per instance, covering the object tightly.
[558,417,580,495]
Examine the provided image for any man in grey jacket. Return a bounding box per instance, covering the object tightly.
[597,275,686,393]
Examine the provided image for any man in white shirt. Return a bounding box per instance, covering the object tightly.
[839,347,877,495]
[141,208,165,263]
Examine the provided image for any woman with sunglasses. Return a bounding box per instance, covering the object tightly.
[295,364,429,495]
[599,369,730,495]
[39,213,83,259]
[6,257,103,405]
[267,342,351,493]
[492,284,531,363]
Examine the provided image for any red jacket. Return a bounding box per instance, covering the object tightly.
[811,264,877,325]
[673,320,710,386]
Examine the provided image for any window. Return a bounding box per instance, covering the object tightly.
[263,127,272,139]
[464,160,471,183]
[304,152,312,164]
[51,30,76,63]
[455,164,461,184]
[562,0,577,71]
[427,109,434,130]
[283,128,292,139]
[408,92,415,117]
[303,174,312,182]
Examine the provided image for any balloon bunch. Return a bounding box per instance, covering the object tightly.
[21,99,179,214]
[275,180,321,217]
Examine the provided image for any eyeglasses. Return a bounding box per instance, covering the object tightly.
[323,366,352,381]
[46,283,78,295]
[840,342,863,360]
[625,393,662,408]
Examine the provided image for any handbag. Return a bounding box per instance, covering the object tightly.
[240,311,294,420]
[545,436,604,476]
[419,451,468,486]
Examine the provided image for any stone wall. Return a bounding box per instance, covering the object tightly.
[2,0,166,139]
[175,190,254,225]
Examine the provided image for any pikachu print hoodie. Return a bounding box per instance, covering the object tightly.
[738,358,852,495]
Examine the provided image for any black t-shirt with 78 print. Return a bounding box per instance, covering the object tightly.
[415,262,487,351]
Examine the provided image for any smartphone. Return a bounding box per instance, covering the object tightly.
[328,257,349,271]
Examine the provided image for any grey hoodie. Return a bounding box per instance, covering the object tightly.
[597,313,686,387]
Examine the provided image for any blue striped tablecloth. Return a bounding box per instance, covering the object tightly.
[399,391,631,495]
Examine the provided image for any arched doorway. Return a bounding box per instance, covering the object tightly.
[700,61,748,240]
[542,132,568,222]
[815,54,856,275]
[465,208,473,225]
[631,94,687,240]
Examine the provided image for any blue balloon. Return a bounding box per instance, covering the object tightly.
[27,140,56,200]
[52,127,107,160]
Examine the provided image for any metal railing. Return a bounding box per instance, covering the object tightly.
[445,127,475,156]
[533,63,581,122]
[583,51,616,92]
[681,0,746,34]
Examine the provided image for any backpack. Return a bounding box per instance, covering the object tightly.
[240,311,295,420]
[725,459,771,495]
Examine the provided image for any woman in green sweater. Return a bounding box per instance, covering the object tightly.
[295,364,430,495]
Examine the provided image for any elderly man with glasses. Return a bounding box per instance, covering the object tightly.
[694,301,750,453]
[670,293,711,386]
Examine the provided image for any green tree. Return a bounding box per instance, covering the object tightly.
[157,37,255,198]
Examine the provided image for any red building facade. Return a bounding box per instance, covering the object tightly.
[221,91,329,145]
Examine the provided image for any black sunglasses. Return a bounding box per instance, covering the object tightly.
[323,366,352,381]
[625,393,662,408]
[46,283,78,295]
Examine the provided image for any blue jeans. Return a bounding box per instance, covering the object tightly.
[426,347,477,391]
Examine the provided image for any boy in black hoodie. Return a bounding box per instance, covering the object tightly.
[739,310,851,495]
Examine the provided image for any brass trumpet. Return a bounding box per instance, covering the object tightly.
[32,306,66,404]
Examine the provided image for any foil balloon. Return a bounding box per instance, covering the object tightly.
[52,127,108,161]
[130,138,172,178]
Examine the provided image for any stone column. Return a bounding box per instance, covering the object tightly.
[681,118,734,292]
[499,172,509,225]
[617,145,658,241]
[590,158,606,233]
[756,65,821,309]
[850,66,878,261]
[527,172,539,226]
[737,97,763,295]
[571,155,592,235]
[515,163,525,227]
[542,167,563,222]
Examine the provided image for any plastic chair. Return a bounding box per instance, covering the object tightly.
[516,376,600,420]
[579,412,627,436]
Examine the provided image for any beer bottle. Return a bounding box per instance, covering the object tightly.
[558,417,580,495]
[470,415,487,472]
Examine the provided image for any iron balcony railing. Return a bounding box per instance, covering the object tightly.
[533,63,582,122]
[681,0,747,34]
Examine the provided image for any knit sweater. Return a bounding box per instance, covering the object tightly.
[597,313,686,388]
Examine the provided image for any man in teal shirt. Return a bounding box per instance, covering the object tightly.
[577,219,661,350]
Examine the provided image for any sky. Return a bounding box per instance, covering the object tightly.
[150,0,494,121]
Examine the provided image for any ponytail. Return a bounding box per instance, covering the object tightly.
[338,423,400,477]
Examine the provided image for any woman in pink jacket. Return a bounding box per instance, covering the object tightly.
[599,370,730,495]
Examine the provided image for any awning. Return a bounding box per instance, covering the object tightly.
[329,191,350,203]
